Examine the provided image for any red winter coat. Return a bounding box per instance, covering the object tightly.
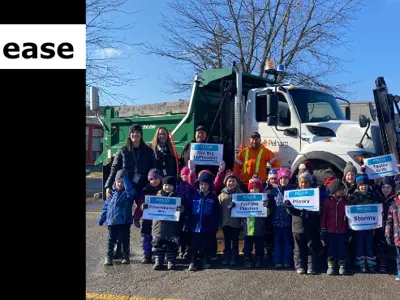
[385,199,400,247]
[320,196,349,234]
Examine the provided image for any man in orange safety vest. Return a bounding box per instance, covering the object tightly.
[234,132,280,189]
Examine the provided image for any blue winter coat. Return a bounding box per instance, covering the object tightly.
[98,176,136,226]
[268,185,294,228]
[190,172,220,233]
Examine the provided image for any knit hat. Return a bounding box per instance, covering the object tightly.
[115,170,124,182]
[268,168,279,179]
[248,174,263,191]
[277,168,291,181]
[195,172,214,191]
[343,161,357,177]
[148,168,163,181]
[298,171,313,183]
[180,167,190,176]
[299,164,306,171]
[356,174,370,186]
[323,176,344,194]
[224,171,240,186]
[129,124,143,134]
[162,176,176,187]
[381,176,395,190]
[195,125,208,134]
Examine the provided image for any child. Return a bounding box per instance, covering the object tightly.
[267,168,294,269]
[349,174,377,273]
[176,167,196,259]
[239,175,268,269]
[385,189,400,281]
[376,176,396,273]
[98,170,136,266]
[189,172,220,271]
[342,162,357,198]
[149,176,184,270]
[188,159,225,194]
[134,168,163,264]
[219,171,243,266]
[265,168,279,192]
[284,172,321,274]
[320,176,349,275]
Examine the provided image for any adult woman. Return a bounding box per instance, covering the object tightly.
[104,124,156,199]
[151,126,178,178]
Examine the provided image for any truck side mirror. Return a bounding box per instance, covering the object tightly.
[267,94,278,126]
[345,106,351,120]
[359,114,369,128]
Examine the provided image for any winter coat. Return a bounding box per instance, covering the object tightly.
[349,190,377,206]
[378,193,396,224]
[267,185,294,228]
[154,144,178,178]
[104,144,156,192]
[176,180,196,231]
[190,173,220,233]
[343,181,357,199]
[385,199,400,247]
[218,187,243,229]
[98,176,135,226]
[179,140,219,175]
[151,191,182,238]
[320,195,348,234]
[135,183,161,235]
[285,188,323,234]
[189,170,224,195]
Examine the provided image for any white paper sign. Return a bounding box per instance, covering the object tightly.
[345,204,383,231]
[364,154,399,179]
[231,193,267,218]
[190,143,223,166]
[143,196,181,221]
[284,188,320,212]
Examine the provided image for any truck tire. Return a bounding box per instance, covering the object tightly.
[102,163,111,201]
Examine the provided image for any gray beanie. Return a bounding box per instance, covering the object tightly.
[115,170,124,181]
[298,172,313,183]
[343,162,357,178]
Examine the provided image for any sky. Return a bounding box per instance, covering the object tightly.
[93,0,400,106]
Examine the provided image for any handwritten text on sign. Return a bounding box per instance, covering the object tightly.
[364,154,399,179]
[190,143,223,166]
[143,196,181,221]
[345,204,382,230]
[231,193,267,218]
[284,188,320,212]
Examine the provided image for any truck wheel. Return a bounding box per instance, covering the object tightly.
[102,163,111,200]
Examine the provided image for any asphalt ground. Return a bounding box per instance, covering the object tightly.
[86,201,400,300]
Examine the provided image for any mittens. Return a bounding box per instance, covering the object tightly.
[228,202,236,209]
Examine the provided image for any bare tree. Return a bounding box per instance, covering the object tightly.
[86,0,138,105]
[145,0,362,97]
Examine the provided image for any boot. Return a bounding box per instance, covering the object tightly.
[356,257,367,273]
[188,253,197,271]
[244,257,253,269]
[104,257,113,266]
[153,256,164,270]
[338,259,347,275]
[202,256,211,269]
[167,260,176,270]
[307,258,317,275]
[141,255,152,264]
[366,256,376,273]
[121,257,130,264]
[379,255,387,273]
[327,257,337,275]
[229,251,238,266]
[221,251,230,265]
[255,256,262,268]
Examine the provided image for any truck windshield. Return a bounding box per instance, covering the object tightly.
[288,89,346,123]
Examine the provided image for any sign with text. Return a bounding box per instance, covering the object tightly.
[364,154,399,179]
[284,188,320,212]
[231,193,267,218]
[190,143,223,166]
[143,196,181,221]
[345,204,383,231]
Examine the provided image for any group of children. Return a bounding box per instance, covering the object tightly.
[98,160,400,281]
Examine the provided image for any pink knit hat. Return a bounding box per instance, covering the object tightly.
[180,167,190,176]
[277,168,291,181]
